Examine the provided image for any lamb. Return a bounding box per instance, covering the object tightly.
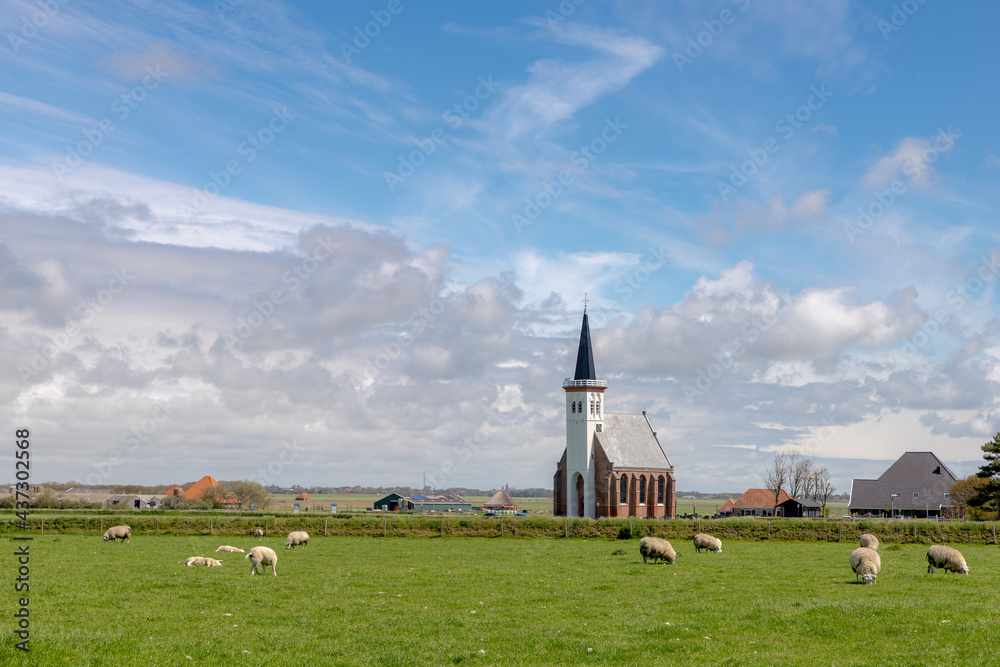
[184,556,222,566]
[253,528,264,538]
[859,533,880,550]
[638,537,676,564]
[286,530,309,549]
[693,533,722,553]
[926,545,969,575]
[102,525,131,543]
[246,546,278,576]
[849,547,881,585]
[215,545,246,553]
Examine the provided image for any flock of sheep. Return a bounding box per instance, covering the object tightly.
[638,532,970,585]
[102,524,311,577]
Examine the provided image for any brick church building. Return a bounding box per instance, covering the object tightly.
[553,307,676,518]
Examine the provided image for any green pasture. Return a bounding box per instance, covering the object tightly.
[268,494,553,513]
[3,535,998,665]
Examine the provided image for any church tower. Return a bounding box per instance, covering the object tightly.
[562,303,606,519]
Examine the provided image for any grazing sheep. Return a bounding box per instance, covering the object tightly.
[253,528,264,538]
[850,547,881,585]
[927,545,969,575]
[184,556,222,566]
[286,530,309,549]
[215,545,246,553]
[638,537,676,565]
[102,525,131,543]
[246,546,278,577]
[859,534,880,550]
[693,533,722,553]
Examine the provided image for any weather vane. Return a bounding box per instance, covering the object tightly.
[583,292,588,312]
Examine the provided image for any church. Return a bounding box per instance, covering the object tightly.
[553,307,677,518]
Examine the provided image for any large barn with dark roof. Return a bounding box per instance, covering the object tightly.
[553,307,676,518]
[848,451,959,518]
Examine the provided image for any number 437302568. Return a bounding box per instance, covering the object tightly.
[15,428,29,529]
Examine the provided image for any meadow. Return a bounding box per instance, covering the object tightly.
[3,534,998,665]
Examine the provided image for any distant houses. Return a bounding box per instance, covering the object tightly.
[848,451,959,518]
[730,489,792,517]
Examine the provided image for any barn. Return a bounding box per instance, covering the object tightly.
[373,492,472,512]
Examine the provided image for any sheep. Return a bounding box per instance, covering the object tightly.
[693,533,722,553]
[859,533,880,550]
[215,545,246,553]
[849,547,881,585]
[184,556,222,566]
[927,545,969,575]
[102,525,131,543]
[253,528,264,538]
[286,530,309,549]
[638,537,676,564]
[246,546,278,577]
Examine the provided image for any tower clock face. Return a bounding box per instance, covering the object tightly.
[596,424,602,432]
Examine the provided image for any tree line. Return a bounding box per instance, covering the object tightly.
[763,452,837,514]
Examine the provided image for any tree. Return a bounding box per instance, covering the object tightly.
[229,480,273,510]
[198,484,230,509]
[114,484,145,494]
[764,452,790,513]
[789,454,814,499]
[811,466,836,516]
[951,474,989,518]
[972,432,1000,519]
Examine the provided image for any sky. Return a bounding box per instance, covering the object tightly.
[2,0,999,495]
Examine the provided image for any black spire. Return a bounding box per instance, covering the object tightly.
[573,310,597,381]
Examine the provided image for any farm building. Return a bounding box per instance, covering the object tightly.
[294,492,311,501]
[182,476,239,506]
[107,494,165,509]
[778,497,822,518]
[717,498,735,517]
[481,489,520,514]
[553,307,676,519]
[848,451,958,518]
[731,489,792,517]
[49,492,116,507]
[162,484,184,497]
[373,492,472,512]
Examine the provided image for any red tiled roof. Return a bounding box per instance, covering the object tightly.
[719,498,735,511]
[732,488,792,509]
[295,492,310,501]
[183,476,238,504]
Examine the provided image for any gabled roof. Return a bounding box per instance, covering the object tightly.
[163,484,184,496]
[573,311,597,381]
[482,489,518,509]
[184,476,221,500]
[295,492,310,501]
[780,497,822,509]
[849,452,958,511]
[596,413,671,470]
[719,499,735,512]
[732,488,792,509]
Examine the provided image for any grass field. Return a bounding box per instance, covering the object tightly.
[3,535,998,665]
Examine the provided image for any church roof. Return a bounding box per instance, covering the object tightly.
[596,413,671,470]
[573,311,597,381]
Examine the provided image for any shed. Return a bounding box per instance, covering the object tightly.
[778,497,823,518]
[294,492,311,501]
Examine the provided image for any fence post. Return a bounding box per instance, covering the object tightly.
[210,518,213,535]
[383,519,387,538]
[993,524,997,545]
[325,519,328,536]
[564,520,568,538]
[100,519,104,535]
[156,519,159,535]
[264,519,268,537]
[629,519,633,537]
[767,521,771,540]
[838,522,841,542]
[913,523,917,543]
[40,520,43,535]
[501,520,505,537]
[441,519,444,538]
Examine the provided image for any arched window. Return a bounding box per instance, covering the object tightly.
[590,396,595,416]
[619,476,628,504]
[639,477,647,505]
[571,401,576,414]
[596,397,600,416]
[657,476,665,505]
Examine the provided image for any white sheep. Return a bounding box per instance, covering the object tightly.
[639,537,676,564]
[183,556,222,566]
[286,530,309,549]
[102,525,131,543]
[693,533,722,553]
[926,545,969,575]
[859,533,880,550]
[850,547,881,585]
[246,546,278,576]
[215,545,246,553]
[253,528,264,538]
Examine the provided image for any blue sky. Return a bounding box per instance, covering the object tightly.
[2,0,1000,494]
